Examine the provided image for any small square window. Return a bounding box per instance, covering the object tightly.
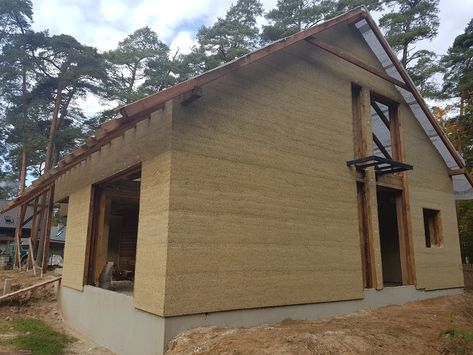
[423,209,442,248]
[4,215,14,223]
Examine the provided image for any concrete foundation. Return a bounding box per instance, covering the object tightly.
[59,285,462,355]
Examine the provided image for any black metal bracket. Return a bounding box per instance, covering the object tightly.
[347,155,413,176]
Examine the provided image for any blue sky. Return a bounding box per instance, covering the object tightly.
[29,0,473,114]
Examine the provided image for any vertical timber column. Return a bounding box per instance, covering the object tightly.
[352,85,383,290]
[390,105,416,285]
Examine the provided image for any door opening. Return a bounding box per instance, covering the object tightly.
[86,167,141,295]
[377,188,402,286]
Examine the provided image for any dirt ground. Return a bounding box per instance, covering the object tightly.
[2,269,473,355]
[0,269,112,354]
[167,292,473,355]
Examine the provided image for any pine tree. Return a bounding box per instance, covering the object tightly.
[183,0,264,73]
[0,0,45,194]
[261,0,381,43]
[440,19,473,263]
[103,27,171,107]
[379,0,440,68]
[261,0,329,43]
[32,33,107,169]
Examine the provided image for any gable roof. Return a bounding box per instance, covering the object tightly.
[1,7,472,213]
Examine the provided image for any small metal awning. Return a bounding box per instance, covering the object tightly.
[347,156,413,175]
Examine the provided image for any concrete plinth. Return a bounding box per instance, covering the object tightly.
[59,285,462,355]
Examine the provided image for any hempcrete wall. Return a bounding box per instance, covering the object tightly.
[60,105,172,314]
[60,22,463,318]
[314,25,463,291]
[163,24,464,316]
[402,104,464,290]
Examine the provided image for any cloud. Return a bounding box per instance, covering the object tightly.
[29,0,472,119]
[32,0,239,51]
[170,31,197,55]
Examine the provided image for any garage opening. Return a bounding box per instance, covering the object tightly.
[377,188,403,286]
[87,166,141,295]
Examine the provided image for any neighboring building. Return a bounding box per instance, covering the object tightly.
[0,200,32,253]
[50,225,66,257]
[1,8,471,355]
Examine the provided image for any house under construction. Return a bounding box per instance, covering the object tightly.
[1,7,471,355]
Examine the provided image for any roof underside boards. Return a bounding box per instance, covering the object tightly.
[355,19,473,200]
[1,7,472,214]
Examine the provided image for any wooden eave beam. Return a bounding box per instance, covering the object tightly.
[362,14,473,189]
[119,8,366,119]
[448,168,467,176]
[305,37,411,92]
[181,86,202,106]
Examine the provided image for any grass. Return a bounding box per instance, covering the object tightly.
[440,328,473,342]
[0,319,73,355]
[440,328,473,355]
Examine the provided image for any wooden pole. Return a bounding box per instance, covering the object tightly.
[41,186,55,274]
[13,205,27,270]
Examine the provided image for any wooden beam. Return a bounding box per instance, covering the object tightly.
[41,186,55,274]
[448,168,466,176]
[121,9,366,119]
[371,100,390,130]
[0,277,61,302]
[305,37,411,91]
[1,9,369,215]
[376,174,403,190]
[372,133,392,160]
[181,87,202,106]
[389,103,416,285]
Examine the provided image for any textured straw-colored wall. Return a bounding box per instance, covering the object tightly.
[62,185,92,290]
[58,21,463,317]
[163,23,464,316]
[57,104,173,315]
[164,25,373,317]
[402,104,464,290]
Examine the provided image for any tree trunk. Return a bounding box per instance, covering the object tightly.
[44,87,63,170]
[401,44,408,68]
[18,149,27,195]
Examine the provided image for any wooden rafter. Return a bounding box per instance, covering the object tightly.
[371,100,390,130]
[305,37,411,91]
[372,133,392,160]
[448,168,466,176]
[363,14,473,188]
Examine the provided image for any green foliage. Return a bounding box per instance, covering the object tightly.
[379,0,440,68]
[408,50,442,98]
[442,19,473,105]
[458,201,473,263]
[440,328,473,342]
[261,0,381,43]
[104,27,172,107]
[183,0,263,72]
[261,0,329,42]
[2,319,73,355]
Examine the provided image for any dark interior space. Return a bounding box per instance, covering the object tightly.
[88,168,141,295]
[377,189,403,286]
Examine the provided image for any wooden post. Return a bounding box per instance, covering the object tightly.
[13,204,27,270]
[41,186,55,274]
[27,197,39,271]
[389,105,416,285]
[352,85,383,290]
[3,279,11,295]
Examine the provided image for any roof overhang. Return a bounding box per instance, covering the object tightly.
[1,6,472,214]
